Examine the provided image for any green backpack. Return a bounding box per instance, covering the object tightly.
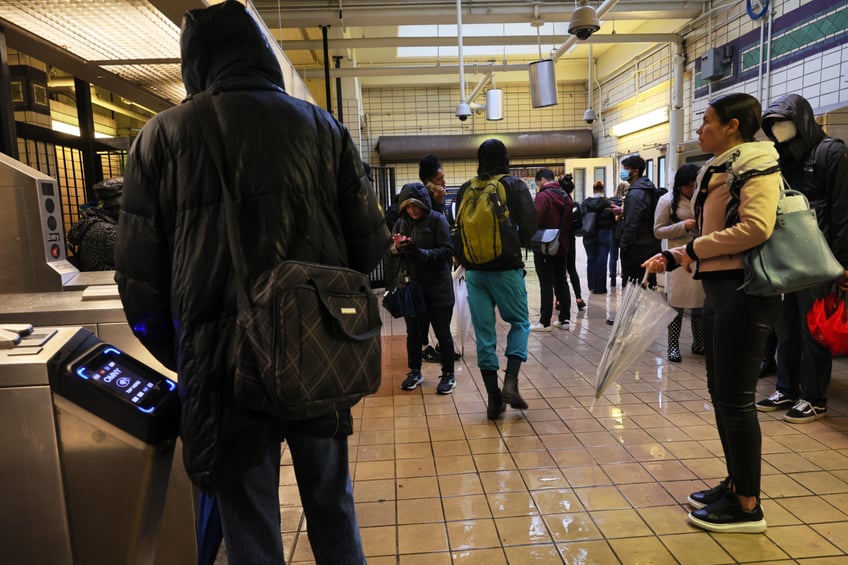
[453,174,522,269]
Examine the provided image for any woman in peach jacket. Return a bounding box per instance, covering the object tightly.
[643,93,782,535]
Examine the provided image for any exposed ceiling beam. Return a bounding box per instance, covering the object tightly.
[280,33,682,51]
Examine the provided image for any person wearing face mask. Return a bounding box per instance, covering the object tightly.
[755,94,848,423]
[653,164,705,362]
[618,155,663,288]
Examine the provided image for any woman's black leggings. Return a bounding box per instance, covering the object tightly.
[702,277,780,497]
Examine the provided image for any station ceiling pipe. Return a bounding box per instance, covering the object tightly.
[454,0,472,119]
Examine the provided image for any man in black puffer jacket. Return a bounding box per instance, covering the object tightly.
[619,154,662,287]
[115,2,390,563]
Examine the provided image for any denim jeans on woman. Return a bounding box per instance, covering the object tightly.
[216,436,365,565]
[583,227,612,293]
[702,277,780,498]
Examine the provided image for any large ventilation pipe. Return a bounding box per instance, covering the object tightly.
[377,130,593,162]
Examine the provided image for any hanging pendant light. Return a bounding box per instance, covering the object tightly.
[528,16,557,108]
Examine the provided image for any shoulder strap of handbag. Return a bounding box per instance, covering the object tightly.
[192,90,252,313]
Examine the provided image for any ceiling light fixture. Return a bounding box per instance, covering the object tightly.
[609,106,669,137]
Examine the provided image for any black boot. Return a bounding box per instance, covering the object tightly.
[691,314,704,355]
[481,370,505,420]
[501,372,528,410]
[668,314,682,362]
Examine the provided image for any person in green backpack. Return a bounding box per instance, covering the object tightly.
[453,139,537,419]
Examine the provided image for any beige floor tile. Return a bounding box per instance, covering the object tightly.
[601,462,653,484]
[556,539,621,564]
[446,518,501,550]
[398,552,452,565]
[574,485,630,510]
[589,444,637,465]
[443,493,493,522]
[521,467,570,490]
[662,532,735,564]
[435,454,477,475]
[438,472,484,497]
[479,470,528,493]
[776,495,848,523]
[512,450,557,469]
[395,442,433,459]
[590,508,653,538]
[805,449,848,471]
[618,482,677,508]
[764,525,843,558]
[811,521,848,553]
[541,511,602,543]
[763,451,827,473]
[396,456,436,478]
[625,442,674,462]
[431,439,471,457]
[712,530,791,562]
[607,535,678,563]
[467,437,508,454]
[397,496,445,524]
[637,505,693,535]
[550,447,596,468]
[495,515,554,546]
[357,499,397,527]
[487,491,538,517]
[451,547,509,564]
[504,544,564,563]
[761,473,814,498]
[360,525,397,558]
[357,443,396,462]
[662,440,714,460]
[398,522,449,554]
[473,452,517,472]
[563,464,613,488]
[790,471,848,494]
[397,476,440,499]
[642,459,698,482]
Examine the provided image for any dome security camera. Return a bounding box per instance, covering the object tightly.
[583,108,597,124]
[455,101,472,122]
[568,1,600,41]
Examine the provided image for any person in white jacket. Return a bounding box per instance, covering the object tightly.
[653,163,706,361]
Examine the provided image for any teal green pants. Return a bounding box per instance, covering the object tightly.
[465,268,530,372]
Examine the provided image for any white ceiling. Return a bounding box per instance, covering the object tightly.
[0,1,709,110]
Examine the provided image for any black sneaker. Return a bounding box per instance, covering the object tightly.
[687,491,767,533]
[783,399,827,423]
[422,346,441,363]
[755,391,795,412]
[688,477,731,509]
[436,373,456,394]
[401,371,423,390]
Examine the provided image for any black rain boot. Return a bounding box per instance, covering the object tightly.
[501,372,529,410]
[481,370,505,420]
[691,314,704,355]
[668,314,682,362]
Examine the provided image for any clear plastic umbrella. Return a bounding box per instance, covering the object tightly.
[594,274,678,401]
[452,265,474,356]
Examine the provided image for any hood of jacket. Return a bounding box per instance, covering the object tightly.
[180,0,284,96]
[398,182,432,215]
[763,94,826,167]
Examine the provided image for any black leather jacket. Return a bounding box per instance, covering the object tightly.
[115,3,390,490]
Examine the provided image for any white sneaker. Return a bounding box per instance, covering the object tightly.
[530,322,551,332]
[552,320,570,329]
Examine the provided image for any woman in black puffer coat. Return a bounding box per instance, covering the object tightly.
[391,182,457,394]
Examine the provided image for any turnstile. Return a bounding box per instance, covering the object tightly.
[0,326,182,565]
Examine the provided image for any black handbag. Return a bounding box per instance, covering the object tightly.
[740,188,844,296]
[193,90,382,420]
[576,210,597,237]
[530,228,561,255]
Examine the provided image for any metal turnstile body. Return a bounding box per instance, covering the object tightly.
[0,327,184,565]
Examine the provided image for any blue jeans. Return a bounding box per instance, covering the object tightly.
[775,282,833,405]
[216,436,365,565]
[583,228,612,293]
[465,268,530,371]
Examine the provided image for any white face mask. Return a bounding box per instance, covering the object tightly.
[770,120,797,143]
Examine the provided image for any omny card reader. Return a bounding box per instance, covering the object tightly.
[50,330,180,444]
[0,327,182,565]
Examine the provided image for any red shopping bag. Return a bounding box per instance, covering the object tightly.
[807,292,848,356]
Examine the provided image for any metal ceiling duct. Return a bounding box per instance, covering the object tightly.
[529,59,558,108]
[376,130,592,162]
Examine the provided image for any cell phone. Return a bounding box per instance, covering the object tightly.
[70,346,176,413]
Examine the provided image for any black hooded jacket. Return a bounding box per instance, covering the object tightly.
[115,0,391,490]
[392,183,454,308]
[763,94,848,266]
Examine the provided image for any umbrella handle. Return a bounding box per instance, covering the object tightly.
[641,271,651,289]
